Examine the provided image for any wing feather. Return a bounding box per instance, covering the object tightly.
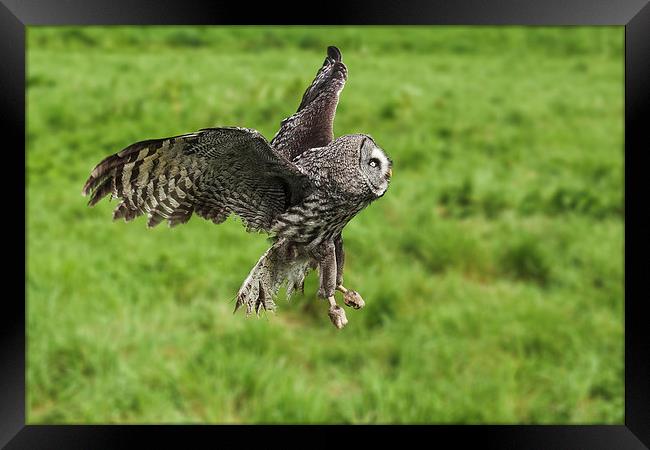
[83,127,312,232]
[270,46,347,161]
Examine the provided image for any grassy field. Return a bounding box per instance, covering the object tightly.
[26,26,624,423]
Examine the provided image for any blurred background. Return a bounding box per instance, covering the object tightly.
[26,26,623,423]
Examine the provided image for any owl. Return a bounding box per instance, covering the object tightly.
[82,46,393,329]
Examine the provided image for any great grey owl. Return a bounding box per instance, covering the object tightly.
[82,46,392,329]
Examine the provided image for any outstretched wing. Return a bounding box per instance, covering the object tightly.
[270,46,348,161]
[82,127,312,231]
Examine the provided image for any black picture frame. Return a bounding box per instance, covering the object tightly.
[4,1,649,448]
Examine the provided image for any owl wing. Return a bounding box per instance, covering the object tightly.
[270,46,348,161]
[82,127,313,231]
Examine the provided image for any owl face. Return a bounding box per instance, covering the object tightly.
[358,135,392,197]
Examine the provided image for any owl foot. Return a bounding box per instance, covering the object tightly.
[337,285,365,309]
[235,279,277,316]
[327,296,348,329]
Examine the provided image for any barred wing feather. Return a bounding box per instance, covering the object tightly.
[82,127,312,231]
[270,46,348,161]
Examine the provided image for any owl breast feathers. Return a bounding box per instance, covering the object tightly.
[83,46,392,328]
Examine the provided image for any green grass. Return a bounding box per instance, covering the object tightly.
[26,26,624,423]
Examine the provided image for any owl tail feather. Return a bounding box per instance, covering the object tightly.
[235,239,313,316]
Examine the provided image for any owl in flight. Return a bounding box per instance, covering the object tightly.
[82,46,392,329]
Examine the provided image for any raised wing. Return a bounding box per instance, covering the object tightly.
[270,46,348,161]
[82,127,312,231]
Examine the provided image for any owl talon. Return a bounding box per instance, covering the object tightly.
[328,305,348,329]
[337,286,365,309]
[236,277,276,316]
[327,296,348,329]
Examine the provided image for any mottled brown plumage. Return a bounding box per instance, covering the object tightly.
[82,127,311,231]
[271,46,347,161]
[82,46,392,328]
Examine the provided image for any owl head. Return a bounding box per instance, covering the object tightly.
[299,134,392,201]
[325,134,392,199]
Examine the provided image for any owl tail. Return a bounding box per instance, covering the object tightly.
[235,239,314,316]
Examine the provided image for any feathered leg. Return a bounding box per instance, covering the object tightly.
[312,240,348,329]
[333,234,365,310]
[235,239,311,316]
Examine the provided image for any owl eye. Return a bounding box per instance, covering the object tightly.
[369,158,380,168]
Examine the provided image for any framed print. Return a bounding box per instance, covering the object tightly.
[4,0,650,448]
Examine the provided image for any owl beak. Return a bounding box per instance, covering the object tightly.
[387,167,392,179]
